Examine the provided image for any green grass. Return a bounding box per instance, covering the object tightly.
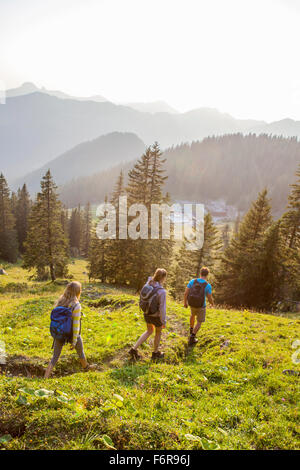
[0,260,299,450]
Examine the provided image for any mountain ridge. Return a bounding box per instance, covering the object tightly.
[14,131,145,193]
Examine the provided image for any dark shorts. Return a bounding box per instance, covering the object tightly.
[144,314,163,328]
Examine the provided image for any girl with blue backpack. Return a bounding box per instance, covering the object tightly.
[129,268,167,361]
[44,281,95,378]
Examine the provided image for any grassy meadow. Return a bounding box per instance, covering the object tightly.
[0,260,299,450]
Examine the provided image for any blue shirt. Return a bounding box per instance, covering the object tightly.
[187,278,212,307]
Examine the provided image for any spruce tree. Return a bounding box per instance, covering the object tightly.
[126,143,172,289]
[106,171,128,284]
[222,223,230,250]
[215,189,272,308]
[193,212,223,277]
[169,212,222,300]
[23,170,68,281]
[69,206,82,257]
[255,221,285,309]
[16,184,31,253]
[88,196,108,282]
[81,202,92,258]
[169,240,196,300]
[281,164,300,300]
[0,174,18,263]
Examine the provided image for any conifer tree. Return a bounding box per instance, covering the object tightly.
[169,240,196,300]
[81,202,92,258]
[193,212,223,277]
[169,212,222,300]
[23,170,68,281]
[126,143,171,289]
[215,189,272,307]
[0,174,18,262]
[88,196,108,282]
[281,164,300,300]
[69,206,82,256]
[60,207,70,253]
[16,184,31,253]
[11,191,18,220]
[222,223,230,250]
[106,171,129,284]
[255,221,285,308]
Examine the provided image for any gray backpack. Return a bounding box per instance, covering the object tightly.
[139,284,162,315]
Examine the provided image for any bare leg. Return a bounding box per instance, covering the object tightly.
[134,324,154,350]
[190,314,196,330]
[44,362,54,379]
[79,357,88,369]
[193,321,203,336]
[154,326,163,353]
[75,336,88,369]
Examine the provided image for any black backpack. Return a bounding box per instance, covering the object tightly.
[187,279,207,308]
[139,283,162,315]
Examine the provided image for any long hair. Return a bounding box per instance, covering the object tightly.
[151,268,167,284]
[55,281,82,308]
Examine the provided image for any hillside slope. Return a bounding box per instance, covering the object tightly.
[59,134,300,214]
[0,261,299,450]
[15,132,145,192]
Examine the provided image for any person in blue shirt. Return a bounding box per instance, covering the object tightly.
[184,266,214,345]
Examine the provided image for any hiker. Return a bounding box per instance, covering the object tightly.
[44,281,95,378]
[184,266,214,346]
[129,268,167,361]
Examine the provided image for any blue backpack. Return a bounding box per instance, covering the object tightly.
[50,306,73,343]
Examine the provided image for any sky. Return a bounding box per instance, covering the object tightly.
[0,0,300,121]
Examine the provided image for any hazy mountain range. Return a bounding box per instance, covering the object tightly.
[6,81,108,103]
[16,132,145,192]
[1,82,300,197]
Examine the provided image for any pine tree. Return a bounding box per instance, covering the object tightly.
[106,171,128,284]
[234,213,241,235]
[11,191,18,220]
[69,206,82,257]
[126,143,171,289]
[169,212,222,300]
[255,221,285,309]
[193,212,223,277]
[81,202,92,258]
[23,170,68,281]
[215,189,272,308]
[60,207,70,254]
[169,240,196,300]
[88,196,108,282]
[222,223,230,250]
[281,164,300,300]
[0,174,18,263]
[16,184,31,253]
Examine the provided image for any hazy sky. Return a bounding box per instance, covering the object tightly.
[1,0,300,121]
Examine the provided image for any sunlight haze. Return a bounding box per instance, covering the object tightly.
[0,0,299,121]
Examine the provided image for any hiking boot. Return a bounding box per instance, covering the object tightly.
[152,351,165,360]
[83,363,98,372]
[188,334,198,346]
[129,347,141,360]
